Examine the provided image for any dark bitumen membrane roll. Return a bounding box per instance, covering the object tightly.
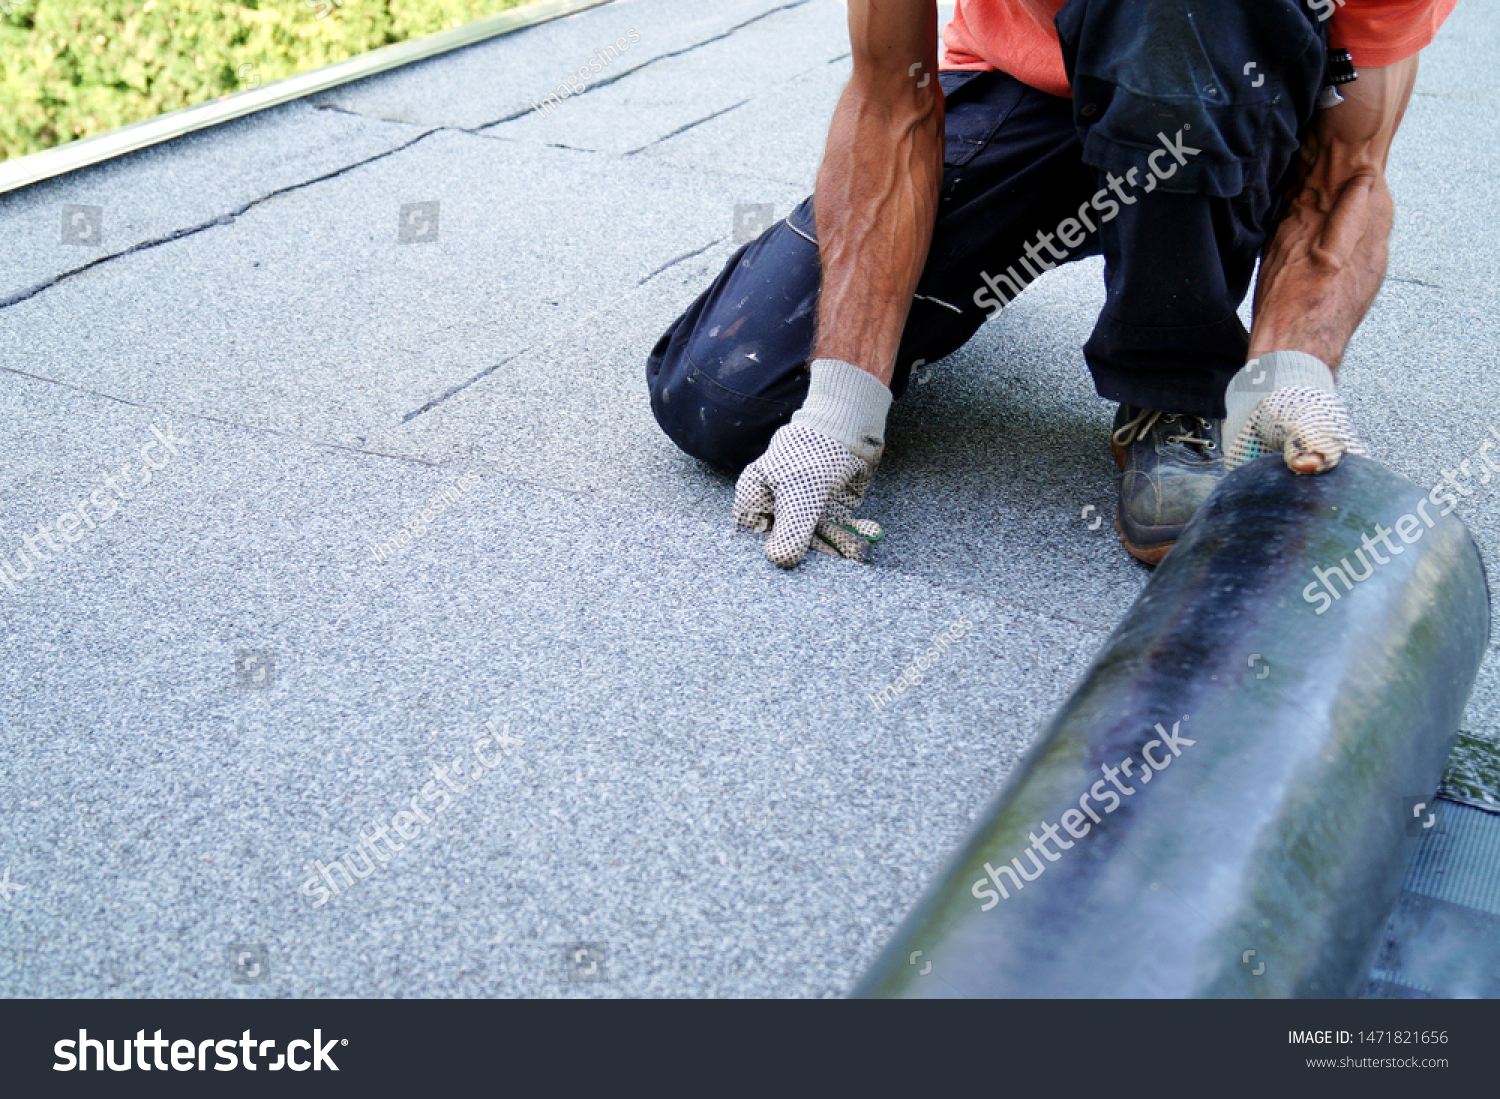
[854,455,1490,998]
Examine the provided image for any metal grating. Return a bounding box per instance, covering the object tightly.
[1401,797,1500,916]
[1365,797,1500,998]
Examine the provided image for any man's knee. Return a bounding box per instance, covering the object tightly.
[645,207,823,470]
[646,321,805,472]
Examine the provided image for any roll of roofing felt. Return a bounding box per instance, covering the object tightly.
[854,455,1490,998]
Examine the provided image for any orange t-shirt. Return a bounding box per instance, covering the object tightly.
[942,0,1458,96]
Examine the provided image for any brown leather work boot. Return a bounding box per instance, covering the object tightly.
[1111,405,1226,565]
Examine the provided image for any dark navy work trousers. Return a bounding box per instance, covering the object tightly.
[647,0,1330,471]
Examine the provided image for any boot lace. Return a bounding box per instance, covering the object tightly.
[1112,409,1217,455]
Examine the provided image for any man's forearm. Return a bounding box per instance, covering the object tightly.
[1247,57,1419,370]
[813,3,944,386]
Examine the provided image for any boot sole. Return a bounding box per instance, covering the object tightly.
[1112,438,1174,566]
[1115,515,1174,566]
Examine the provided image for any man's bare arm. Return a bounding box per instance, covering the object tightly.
[1247,56,1420,372]
[813,0,944,386]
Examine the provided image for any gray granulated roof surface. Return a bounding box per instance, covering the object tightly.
[0,0,1496,997]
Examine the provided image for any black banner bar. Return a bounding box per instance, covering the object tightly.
[3,998,1495,1094]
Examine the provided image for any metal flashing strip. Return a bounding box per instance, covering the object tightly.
[0,0,612,196]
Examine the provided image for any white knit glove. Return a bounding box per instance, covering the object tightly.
[733,358,891,568]
[1224,351,1366,473]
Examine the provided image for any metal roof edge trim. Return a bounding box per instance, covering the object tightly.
[1438,789,1500,815]
[0,0,613,196]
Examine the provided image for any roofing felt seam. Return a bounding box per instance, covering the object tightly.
[0,3,831,312]
[622,100,755,157]
[476,0,817,136]
[0,128,444,312]
[0,362,447,472]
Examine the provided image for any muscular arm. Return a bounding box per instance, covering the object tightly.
[812,0,944,386]
[1247,56,1420,372]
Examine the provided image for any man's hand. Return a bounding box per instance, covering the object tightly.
[734,424,883,566]
[733,357,892,568]
[735,3,935,568]
[1225,385,1365,473]
[1223,351,1364,473]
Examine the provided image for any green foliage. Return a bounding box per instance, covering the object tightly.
[0,0,526,160]
[1443,731,1500,809]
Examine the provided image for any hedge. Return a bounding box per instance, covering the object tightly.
[1,0,526,160]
